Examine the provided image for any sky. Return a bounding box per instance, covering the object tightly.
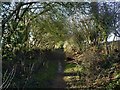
[108,33,120,42]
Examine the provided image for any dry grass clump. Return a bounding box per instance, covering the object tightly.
[68,46,120,88]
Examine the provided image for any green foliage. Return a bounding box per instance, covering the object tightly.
[25,60,58,88]
[1,2,120,89]
[106,78,120,90]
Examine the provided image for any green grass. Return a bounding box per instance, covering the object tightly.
[64,63,84,73]
[32,60,58,88]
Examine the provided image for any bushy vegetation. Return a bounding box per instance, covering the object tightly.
[1,1,120,89]
[64,45,120,89]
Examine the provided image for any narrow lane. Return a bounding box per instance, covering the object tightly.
[52,60,66,88]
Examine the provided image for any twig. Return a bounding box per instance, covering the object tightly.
[0,65,16,90]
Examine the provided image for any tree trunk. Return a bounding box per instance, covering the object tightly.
[105,36,109,55]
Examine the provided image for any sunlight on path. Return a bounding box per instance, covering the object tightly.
[58,61,62,73]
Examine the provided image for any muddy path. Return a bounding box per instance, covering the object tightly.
[51,60,66,88]
[51,49,66,88]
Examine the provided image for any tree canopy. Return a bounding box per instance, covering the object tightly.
[1,1,120,89]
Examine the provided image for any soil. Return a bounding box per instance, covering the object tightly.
[51,57,66,88]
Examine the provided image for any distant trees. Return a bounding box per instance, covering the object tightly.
[2,2,119,59]
[64,2,120,54]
